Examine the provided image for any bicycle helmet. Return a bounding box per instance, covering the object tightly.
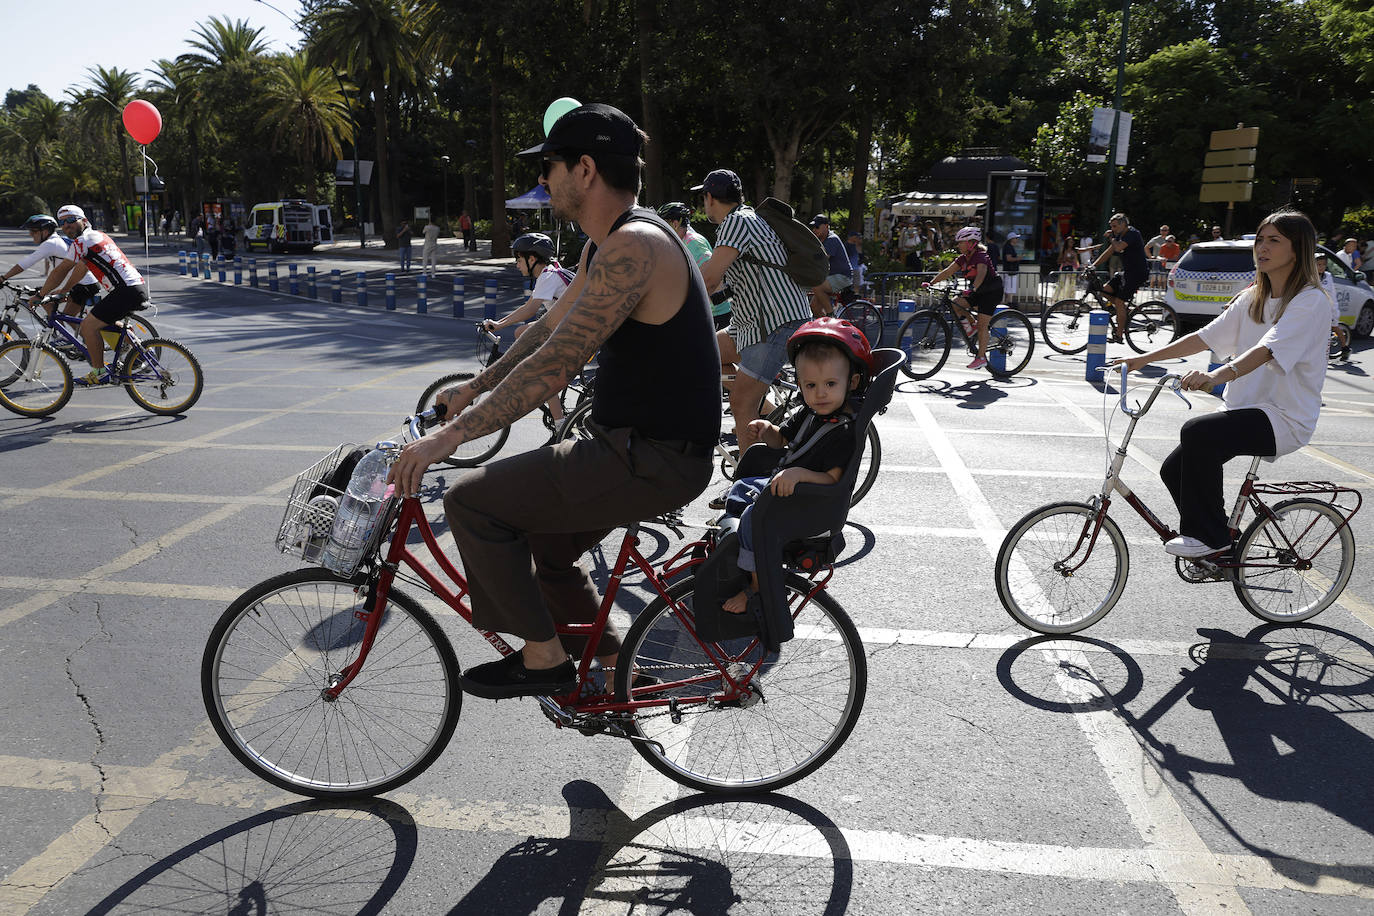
[657,202,693,222]
[512,232,555,261]
[23,214,57,232]
[786,316,874,379]
[954,226,982,243]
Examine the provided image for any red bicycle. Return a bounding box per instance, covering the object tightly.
[200,410,866,798]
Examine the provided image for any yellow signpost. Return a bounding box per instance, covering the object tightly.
[1201,125,1258,233]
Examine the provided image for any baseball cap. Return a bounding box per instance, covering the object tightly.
[56,204,86,221]
[691,169,743,198]
[1006,231,1021,240]
[516,103,643,159]
[808,214,830,227]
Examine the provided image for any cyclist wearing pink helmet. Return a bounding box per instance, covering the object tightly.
[719,317,868,615]
[924,225,1003,370]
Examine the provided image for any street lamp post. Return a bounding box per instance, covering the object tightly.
[441,154,450,233]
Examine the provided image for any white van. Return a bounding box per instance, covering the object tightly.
[245,200,333,253]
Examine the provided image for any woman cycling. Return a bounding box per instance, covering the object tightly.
[925,226,1003,371]
[1110,210,1329,559]
[482,232,576,422]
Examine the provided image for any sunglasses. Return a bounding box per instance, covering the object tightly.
[540,151,582,179]
[57,216,81,225]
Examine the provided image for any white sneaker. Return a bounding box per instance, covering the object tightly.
[1164,535,1227,558]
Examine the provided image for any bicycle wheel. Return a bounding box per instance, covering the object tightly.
[0,318,31,385]
[895,309,952,379]
[0,341,72,417]
[614,573,866,794]
[1041,300,1092,355]
[555,396,597,442]
[119,337,203,415]
[414,372,510,466]
[987,309,1035,378]
[113,314,162,363]
[995,502,1129,634]
[1233,498,1355,623]
[201,568,461,798]
[836,300,883,347]
[850,422,881,506]
[1125,300,1179,354]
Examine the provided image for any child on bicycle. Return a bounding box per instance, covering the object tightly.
[719,317,872,614]
[923,226,1002,371]
[1315,252,1349,361]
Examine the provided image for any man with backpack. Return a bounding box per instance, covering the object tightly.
[695,168,813,453]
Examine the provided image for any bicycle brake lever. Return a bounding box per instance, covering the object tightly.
[1170,379,1193,410]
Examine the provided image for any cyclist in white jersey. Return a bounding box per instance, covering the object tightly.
[37,205,150,386]
[1,214,101,323]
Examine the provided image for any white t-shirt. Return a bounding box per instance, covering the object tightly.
[1318,272,1338,324]
[15,234,98,286]
[1079,236,1094,266]
[531,263,572,304]
[60,228,144,292]
[1197,285,1329,458]
[422,223,441,252]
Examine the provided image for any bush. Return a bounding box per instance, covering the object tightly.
[1341,206,1374,240]
[1,192,51,226]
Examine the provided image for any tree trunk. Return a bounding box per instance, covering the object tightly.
[636,0,661,204]
[769,125,802,202]
[488,52,509,258]
[115,126,133,223]
[847,109,873,238]
[372,85,395,248]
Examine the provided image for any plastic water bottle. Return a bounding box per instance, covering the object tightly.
[321,448,393,573]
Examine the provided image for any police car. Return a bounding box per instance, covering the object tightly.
[1165,240,1374,337]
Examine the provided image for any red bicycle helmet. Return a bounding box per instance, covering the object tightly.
[787,317,874,379]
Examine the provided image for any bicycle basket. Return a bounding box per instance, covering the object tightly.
[476,332,502,369]
[276,443,362,564]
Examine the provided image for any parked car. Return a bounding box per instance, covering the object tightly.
[1165,240,1374,337]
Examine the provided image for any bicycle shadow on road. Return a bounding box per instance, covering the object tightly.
[0,410,188,452]
[997,625,1374,891]
[897,375,1031,409]
[447,780,853,915]
[82,797,417,915]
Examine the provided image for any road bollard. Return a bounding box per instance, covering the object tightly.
[484,278,499,320]
[417,274,428,314]
[1208,348,1228,397]
[217,255,227,283]
[249,258,259,288]
[288,263,299,296]
[331,269,341,304]
[1085,310,1109,380]
[268,262,279,292]
[386,273,396,311]
[356,271,367,307]
[201,254,211,280]
[178,251,187,275]
[234,256,243,285]
[989,305,1008,374]
[452,276,465,318]
[307,266,317,299]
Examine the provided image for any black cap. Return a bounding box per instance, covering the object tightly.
[808,214,830,227]
[516,103,642,159]
[690,169,743,198]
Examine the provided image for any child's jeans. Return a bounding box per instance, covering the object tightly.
[724,476,769,572]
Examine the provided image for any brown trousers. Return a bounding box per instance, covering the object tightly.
[443,425,713,658]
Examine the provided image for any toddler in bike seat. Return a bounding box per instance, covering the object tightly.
[720,317,872,614]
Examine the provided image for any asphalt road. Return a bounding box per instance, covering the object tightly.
[2,229,1373,915]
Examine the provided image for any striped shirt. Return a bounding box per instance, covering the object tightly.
[714,206,811,349]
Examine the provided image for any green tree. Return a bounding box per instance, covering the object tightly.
[69,66,140,219]
[258,53,355,196]
[12,95,64,188]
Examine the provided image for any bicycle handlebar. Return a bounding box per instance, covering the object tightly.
[1114,365,1189,418]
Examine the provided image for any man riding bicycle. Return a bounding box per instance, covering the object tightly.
[1089,213,1150,343]
[1,213,102,329]
[36,205,150,386]
[389,103,721,700]
[807,214,855,318]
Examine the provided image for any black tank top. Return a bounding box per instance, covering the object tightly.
[589,208,722,445]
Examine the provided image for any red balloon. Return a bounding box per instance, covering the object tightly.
[122,100,162,145]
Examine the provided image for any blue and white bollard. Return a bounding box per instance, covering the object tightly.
[233,256,243,285]
[331,269,341,304]
[217,255,227,283]
[484,278,499,320]
[898,298,916,317]
[417,274,428,314]
[288,263,299,296]
[201,254,211,280]
[452,276,465,318]
[268,262,279,292]
[989,305,1008,374]
[177,251,187,275]
[249,258,259,288]
[385,273,396,311]
[1085,310,1109,380]
[1207,348,1228,397]
[356,271,367,307]
[307,266,317,299]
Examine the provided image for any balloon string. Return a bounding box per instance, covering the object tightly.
[140,147,162,183]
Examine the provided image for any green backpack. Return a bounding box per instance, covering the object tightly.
[742,198,830,289]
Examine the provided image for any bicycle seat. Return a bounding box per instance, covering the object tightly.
[693,348,902,650]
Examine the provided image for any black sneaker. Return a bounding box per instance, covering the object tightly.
[708,492,728,510]
[460,653,577,699]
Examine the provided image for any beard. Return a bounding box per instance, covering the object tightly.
[550,181,583,223]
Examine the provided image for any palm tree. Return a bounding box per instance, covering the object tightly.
[258,53,355,194]
[306,0,430,246]
[69,66,140,217]
[146,58,214,220]
[182,16,269,71]
[14,96,65,189]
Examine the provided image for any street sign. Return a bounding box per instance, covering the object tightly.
[1203,148,1257,167]
[1201,164,1255,183]
[1208,126,1260,150]
[1200,182,1254,203]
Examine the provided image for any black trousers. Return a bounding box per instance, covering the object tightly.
[1160,408,1276,548]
